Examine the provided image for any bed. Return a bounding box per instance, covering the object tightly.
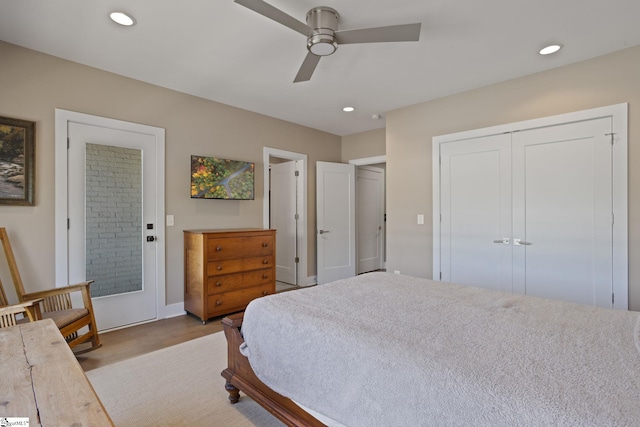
[221,272,640,426]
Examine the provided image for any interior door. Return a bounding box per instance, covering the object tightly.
[512,118,612,306]
[270,161,298,285]
[67,122,159,330]
[440,133,513,292]
[440,118,614,307]
[316,161,355,284]
[357,166,385,274]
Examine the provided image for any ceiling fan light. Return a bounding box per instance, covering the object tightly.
[310,41,337,56]
[308,33,338,56]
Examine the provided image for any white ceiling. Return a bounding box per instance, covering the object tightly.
[1,0,639,136]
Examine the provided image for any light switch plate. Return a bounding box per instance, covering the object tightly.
[166,215,175,227]
[417,214,424,225]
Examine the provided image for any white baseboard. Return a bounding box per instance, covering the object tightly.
[300,275,317,287]
[161,302,186,319]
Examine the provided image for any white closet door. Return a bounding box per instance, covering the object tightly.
[512,118,612,306]
[440,134,512,292]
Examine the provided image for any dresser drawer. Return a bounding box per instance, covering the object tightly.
[207,284,273,317]
[207,269,273,295]
[207,235,274,261]
[207,255,274,276]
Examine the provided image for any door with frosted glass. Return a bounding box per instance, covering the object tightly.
[67,122,158,330]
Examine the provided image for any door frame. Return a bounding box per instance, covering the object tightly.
[432,103,628,309]
[263,147,309,285]
[54,109,167,319]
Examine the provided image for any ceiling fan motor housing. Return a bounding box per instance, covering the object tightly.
[306,7,339,56]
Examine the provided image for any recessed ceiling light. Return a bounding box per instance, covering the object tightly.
[539,44,562,55]
[342,106,355,112]
[109,11,136,27]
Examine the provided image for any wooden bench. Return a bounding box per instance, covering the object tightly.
[0,318,113,425]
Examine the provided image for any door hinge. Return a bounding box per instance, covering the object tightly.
[294,170,299,177]
[67,218,70,229]
[294,213,299,220]
[612,293,615,304]
[612,212,615,226]
[439,271,442,280]
[295,257,299,263]
[67,137,70,149]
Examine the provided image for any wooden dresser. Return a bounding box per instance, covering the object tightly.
[184,228,276,323]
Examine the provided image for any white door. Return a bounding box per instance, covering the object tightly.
[316,161,355,284]
[512,118,612,306]
[440,133,513,292]
[270,161,298,285]
[67,122,160,330]
[440,118,613,307]
[357,166,385,274]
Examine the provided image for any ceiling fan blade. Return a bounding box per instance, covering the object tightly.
[335,23,421,44]
[294,52,321,83]
[234,0,312,36]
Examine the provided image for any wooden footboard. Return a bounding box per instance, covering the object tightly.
[221,312,326,427]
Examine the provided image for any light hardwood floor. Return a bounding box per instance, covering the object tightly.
[78,279,374,371]
[78,283,302,372]
[77,314,224,371]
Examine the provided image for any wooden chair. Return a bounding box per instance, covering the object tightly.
[0,228,101,353]
[0,298,42,328]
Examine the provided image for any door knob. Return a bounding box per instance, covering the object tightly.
[146,236,156,242]
[319,230,330,234]
[493,238,510,244]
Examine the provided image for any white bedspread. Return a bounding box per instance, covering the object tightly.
[240,272,640,426]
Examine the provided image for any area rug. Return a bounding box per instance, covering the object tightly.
[86,331,284,426]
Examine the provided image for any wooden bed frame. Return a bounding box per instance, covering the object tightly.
[221,312,327,427]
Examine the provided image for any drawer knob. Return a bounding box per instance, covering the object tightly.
[216,282,222,287]
[217,265,223,271]
[216,300,222,306]
[216,247,222,252]
[263,274,268,279]
[263,291,269,296]
[263,259,269,264]
[262,243,268,247]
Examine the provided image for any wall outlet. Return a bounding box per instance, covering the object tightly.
[166,215,175,227]
[394,270,401,275]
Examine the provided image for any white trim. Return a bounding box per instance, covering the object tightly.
[162,303,187,319]
[54,109,167,319]
[348,155,386,166]
[263,147,308,287]
[432,103,628,309]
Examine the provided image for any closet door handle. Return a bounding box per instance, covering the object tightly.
[493,238,510,244]
[514,239,532,246]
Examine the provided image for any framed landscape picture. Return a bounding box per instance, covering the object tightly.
[0,116,35,205]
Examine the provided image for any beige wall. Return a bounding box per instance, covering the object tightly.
[0,41,341,306]
[341,128,385,162]
[386,44,640,311]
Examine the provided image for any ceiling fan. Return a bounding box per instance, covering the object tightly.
[234,0,422,82]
